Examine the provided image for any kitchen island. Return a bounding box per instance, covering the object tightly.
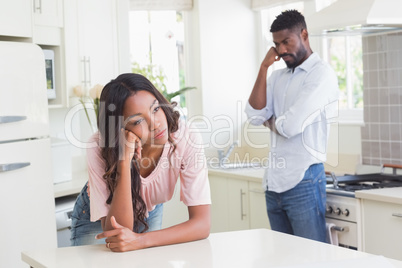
[22,228,402,268]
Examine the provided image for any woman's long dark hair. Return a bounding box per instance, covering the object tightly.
[97,73,180,232]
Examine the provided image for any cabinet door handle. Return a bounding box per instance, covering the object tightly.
[0,162,30,173]
[87,57,92,87]
[33,0,42,13]
[240,189,247,220]
[0,116,27,124]
[392,213,402,218]
[81,56,92,89]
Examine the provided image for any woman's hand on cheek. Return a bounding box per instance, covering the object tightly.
[96,216,143,252]
[120,128,142,163]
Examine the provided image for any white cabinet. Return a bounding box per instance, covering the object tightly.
[228,178,250,230]
[32,0,64,45]
[209,175,249,232]
[209,174,269,233]
[0,0,32,38]
[249,181,271,229]
[0,0,63,41]
[361,199,402,261]
[64,0,119,102]
[209,175,230,232]
[33,0,63,27]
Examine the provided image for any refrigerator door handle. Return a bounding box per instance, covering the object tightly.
[0,162,31,172]
[0,116,27,124]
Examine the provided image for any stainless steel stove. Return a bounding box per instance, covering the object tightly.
[325,165,402,250]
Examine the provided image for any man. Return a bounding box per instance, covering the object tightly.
[245,10,339,242]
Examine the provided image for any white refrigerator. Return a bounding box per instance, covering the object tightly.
[0,41,57,267]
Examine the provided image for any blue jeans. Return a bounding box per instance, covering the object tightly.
[70,183,164,246]
[265,163,327,243]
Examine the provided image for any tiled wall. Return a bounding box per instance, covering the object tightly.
[361,32,402,166]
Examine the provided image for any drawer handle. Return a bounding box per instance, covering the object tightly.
[392,213,402,218]
[0,163,30,173]
[0,116,27,124]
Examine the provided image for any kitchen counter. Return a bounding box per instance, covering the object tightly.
[22,228,402,268]
[355,187,402,204]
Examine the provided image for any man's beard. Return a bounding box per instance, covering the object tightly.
[281,46,307,69]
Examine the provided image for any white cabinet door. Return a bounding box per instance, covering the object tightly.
[362,199,402,261]
[0,42,49,142]
[77,0,118,86]
[209,175,250,232]
[64,0,119,101]
[249,181,270,229]
[209,175,229,232]
[228,179,249,231]
[33,0,63,27]
[0,0,32,37]
[0,139,57,268]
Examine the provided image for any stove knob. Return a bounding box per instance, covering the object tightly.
[335,208,341,215]
[342,209,350,216]
[326,206,333,214]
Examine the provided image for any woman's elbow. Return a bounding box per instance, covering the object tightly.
[200,219,211,239]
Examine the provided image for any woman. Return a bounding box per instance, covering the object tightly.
[70,73,211,252]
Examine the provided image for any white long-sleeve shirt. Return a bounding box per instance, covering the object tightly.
[245,53,339,193]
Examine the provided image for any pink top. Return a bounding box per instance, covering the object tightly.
[87,121,211,222]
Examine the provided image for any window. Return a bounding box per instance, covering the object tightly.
[323,35,363,110]
[316,0,364,124]
[129,10,189,115]
[321,35,364,124]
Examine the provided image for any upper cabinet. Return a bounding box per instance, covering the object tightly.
[0,0,123,108]
[0,0,32,38]
[32,0,64,46]
[33,0,63,27]
[64,0,119,103]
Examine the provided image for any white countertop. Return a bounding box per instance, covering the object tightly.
[22,229,402,268]
[355,187,402,204]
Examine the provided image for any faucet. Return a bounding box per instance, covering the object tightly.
[217,141,238,166]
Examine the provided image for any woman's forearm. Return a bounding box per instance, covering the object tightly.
[104,161,134,231]
[140,205,210,249]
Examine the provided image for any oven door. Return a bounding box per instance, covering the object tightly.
[326,218,358,249]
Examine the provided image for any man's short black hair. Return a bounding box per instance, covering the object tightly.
[270,10,307,33]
